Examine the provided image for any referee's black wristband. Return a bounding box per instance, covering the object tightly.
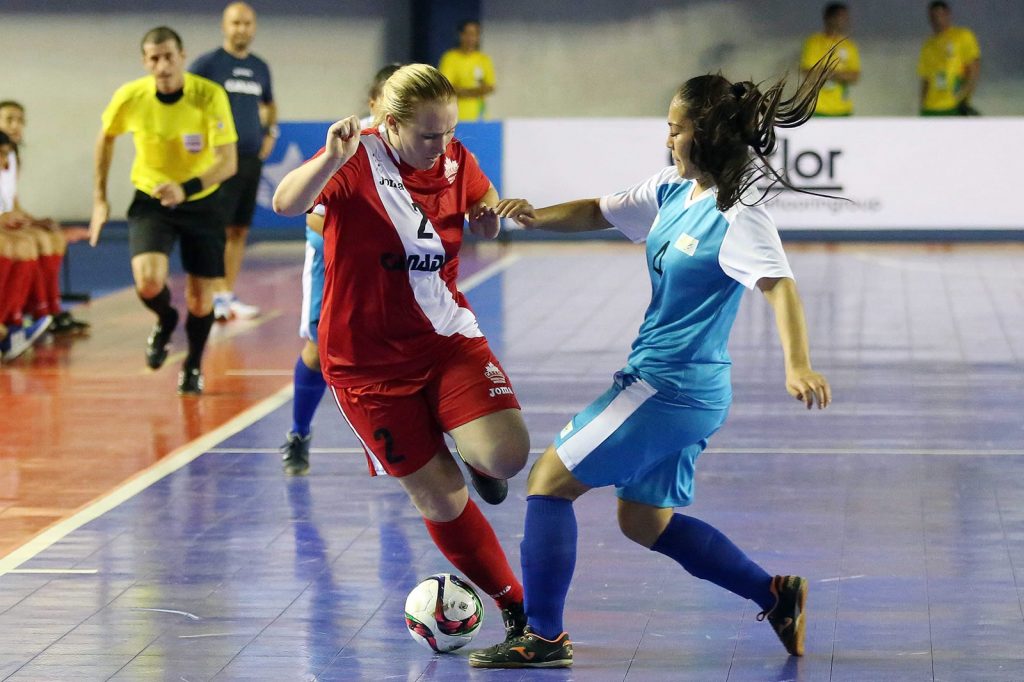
[181,177,203,197]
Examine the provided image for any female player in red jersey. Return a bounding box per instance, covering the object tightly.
[273,63,529,639]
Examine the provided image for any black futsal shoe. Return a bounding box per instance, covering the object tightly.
[468,626,573,668]
[757,575,808,656]
[455,447,508,504]
[467,466,508,505]
[145,309,179,369]
[49,311,90,335]
[281,432,312,476]
[501,600,527,641]
[177,367,204,395]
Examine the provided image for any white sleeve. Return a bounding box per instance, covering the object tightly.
[311,204,326,216]
[719,205,794,290]
[598,166,681,243]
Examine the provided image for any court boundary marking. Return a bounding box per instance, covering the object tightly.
[0,385,294,576]
[0,252,521,575]
[204,446,1024,457]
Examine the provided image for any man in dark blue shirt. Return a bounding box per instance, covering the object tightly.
[190,1,275,321]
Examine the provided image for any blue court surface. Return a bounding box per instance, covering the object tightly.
[2,241,1023,680]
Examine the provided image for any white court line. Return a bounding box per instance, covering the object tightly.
[0,254,522,574]
[133,607,201,620]
[206,447,551,455]
[8,568,98,575]
[205,446,1024,457]
[459,253,521,291]
[707,447,1024,456]
[0,385,294,576]
[224,370,293,376]
[818,574,866,583]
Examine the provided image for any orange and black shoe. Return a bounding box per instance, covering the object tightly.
[757,575,808,656]
[468,626,572,668]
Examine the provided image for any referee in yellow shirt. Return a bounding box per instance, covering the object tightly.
[438,20,496,122]
[89,26,238,395]
[918,1,980,116]
[800,3,860,116]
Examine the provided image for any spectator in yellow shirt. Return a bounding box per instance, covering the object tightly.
[438,20,496,122]
[801,3,860,116]
[918,1,980,116]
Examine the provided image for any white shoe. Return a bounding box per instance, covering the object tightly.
[229,297,261,320]
[213,294,232,322]
[1,315,53,362]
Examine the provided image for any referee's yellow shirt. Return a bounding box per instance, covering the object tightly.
[438,49,496,122]
[918,27,980,112]
[800,34,860,116]
[101,73,238,201]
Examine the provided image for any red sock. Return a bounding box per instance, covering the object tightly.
[25,260,49,318]
[423,499,524,609]
[0,256,12,320]
[41,254,62,315]
[5,260,35,326]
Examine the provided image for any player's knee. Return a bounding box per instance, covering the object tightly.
[12,237,37,260]
[402,458,468,521]
[525,447,583,499]
[136,279,164,299]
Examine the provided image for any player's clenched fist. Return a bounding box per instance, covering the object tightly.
[325,116,362,161]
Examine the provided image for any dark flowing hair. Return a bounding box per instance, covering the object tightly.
[675,48,839,212]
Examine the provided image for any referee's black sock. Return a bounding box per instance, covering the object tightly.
[139,286,178,330]
[184,311,215,371]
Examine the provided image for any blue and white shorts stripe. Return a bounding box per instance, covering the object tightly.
[299,225,325,342]
[554,371,729,507]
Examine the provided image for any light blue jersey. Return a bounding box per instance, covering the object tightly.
[553,167,794,507]
[300,207,326,342]
[600,167,793,410]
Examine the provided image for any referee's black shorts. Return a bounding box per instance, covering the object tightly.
[127,189,226,278]
[218,154,263,227]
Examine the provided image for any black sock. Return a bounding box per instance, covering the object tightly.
[184,311,215,371]
[139,286,177,329]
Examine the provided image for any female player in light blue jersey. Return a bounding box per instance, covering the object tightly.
[471,55,837,668]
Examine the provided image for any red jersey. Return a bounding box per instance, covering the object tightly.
[313,129,492,387]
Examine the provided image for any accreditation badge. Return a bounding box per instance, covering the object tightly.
[182,133,204,153]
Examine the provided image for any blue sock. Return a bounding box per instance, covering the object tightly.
[291,357,326,437]
[651,513,775,612]
[520,495,577,640]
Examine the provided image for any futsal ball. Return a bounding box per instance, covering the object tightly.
[404,573,484,652]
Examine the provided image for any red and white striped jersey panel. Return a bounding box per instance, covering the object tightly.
[314,129,492,386]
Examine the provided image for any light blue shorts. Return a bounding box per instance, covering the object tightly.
[299,226,325,343]
[554,372,729,508]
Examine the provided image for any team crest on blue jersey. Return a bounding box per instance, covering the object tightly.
[444,157,459,184]
[674,233,699,256]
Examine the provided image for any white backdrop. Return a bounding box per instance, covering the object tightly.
[502,118,1024,231]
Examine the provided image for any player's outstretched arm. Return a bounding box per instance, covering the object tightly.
[273,116,361,217]
[758,276,831,410]
[89,131,116,247]
[493,198,612,233]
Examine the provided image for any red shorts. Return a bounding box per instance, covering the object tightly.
[329,336,521,477]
